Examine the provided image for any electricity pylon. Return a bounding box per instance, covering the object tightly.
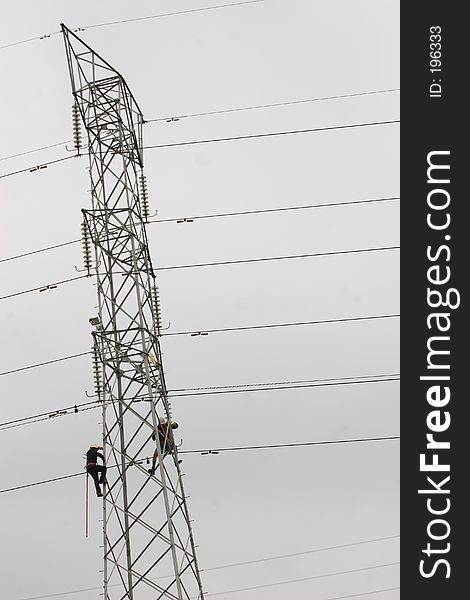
[62,24,205,600]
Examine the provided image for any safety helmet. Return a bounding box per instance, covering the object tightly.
[171,421,179,429]
[90,444,103,449]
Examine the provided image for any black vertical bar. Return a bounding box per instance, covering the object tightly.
[401,4,467,599]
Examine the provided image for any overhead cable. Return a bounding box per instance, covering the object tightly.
[219,588,400,600]
[207,562,399,596]
[170,377,400,398]
[204,534,400,571]
[0,472,83,494]
[212,588,400,600]
[0,274,87,302]
[14,572,399,600]
[146,88,400,123]
[145,119,400,150]
[0,90,399,164]
[0,374,399,431]
[0,34,49,51]
[0,351,90,378]
[15,570,399,600]
[0,120,398,179]
[172,372,400,392]
[0,239,81,264]
[181,436,400,455]
[0,196,399,265]
[0,141,70,162]
[150,196,400,224]
[0,313,398,377]
[0,1,264,50]
[0,155,75,180]
[0,246,399,302]
[154,246,400,271]
[0,399,98,430]
[0,436,399,494]
[162,313,400,337]
[80,1,265,30]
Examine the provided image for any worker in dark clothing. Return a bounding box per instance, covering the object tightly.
[148,418,181,475]
[86,445,106,497]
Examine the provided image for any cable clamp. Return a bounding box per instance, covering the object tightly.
[39,284,57,292]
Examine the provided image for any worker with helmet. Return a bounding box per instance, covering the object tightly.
[148,417,181,475]
[86,444,106,497]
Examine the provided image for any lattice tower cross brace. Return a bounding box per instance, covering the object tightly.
[61,24,205,600]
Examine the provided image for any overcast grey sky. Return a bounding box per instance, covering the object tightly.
[0,1,399,599]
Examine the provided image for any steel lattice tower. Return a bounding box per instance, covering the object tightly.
[62,25,205,600]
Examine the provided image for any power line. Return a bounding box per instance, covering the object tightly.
[0,472,83,494]
[0,196,399,265]
[0,374,399,431]
[0,436,399,495]
[0,313,398,377]
[150,196,400,224]
[170,377,400,398]
[172,372,400,391]
[154,246,400,271]
[0,90,399,164]
[0,155,75,180]
[204,535,400,572]
[0,351,90,378]
[0,1,264,51]
[0,406,102,432]
[217,588,401,600]
[14,569,400,600]
[0,239,81,264]
[15,588,401,600]
[0,141,70,162]
[181,436,399,455]
[146,88,400,123]
[0,274,87,302]
[0,33,51,51]
[0,120,398,180]
[207,562,400,596]
[231,589,401,600]
[144,119,399,149]
[0,404,103,432]
[0,246,399,302]
[15,560,400,600]
[29,589,401,600]
[162,313,400,337]
[0,379,399,431]
[81,1,265,30]
[0,400,98,430]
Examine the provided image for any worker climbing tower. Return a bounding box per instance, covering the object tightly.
[62,25,205,600]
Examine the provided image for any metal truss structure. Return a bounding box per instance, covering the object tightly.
[62,25,205,600]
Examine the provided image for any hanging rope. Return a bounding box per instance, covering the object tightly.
[85,473,89,539]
